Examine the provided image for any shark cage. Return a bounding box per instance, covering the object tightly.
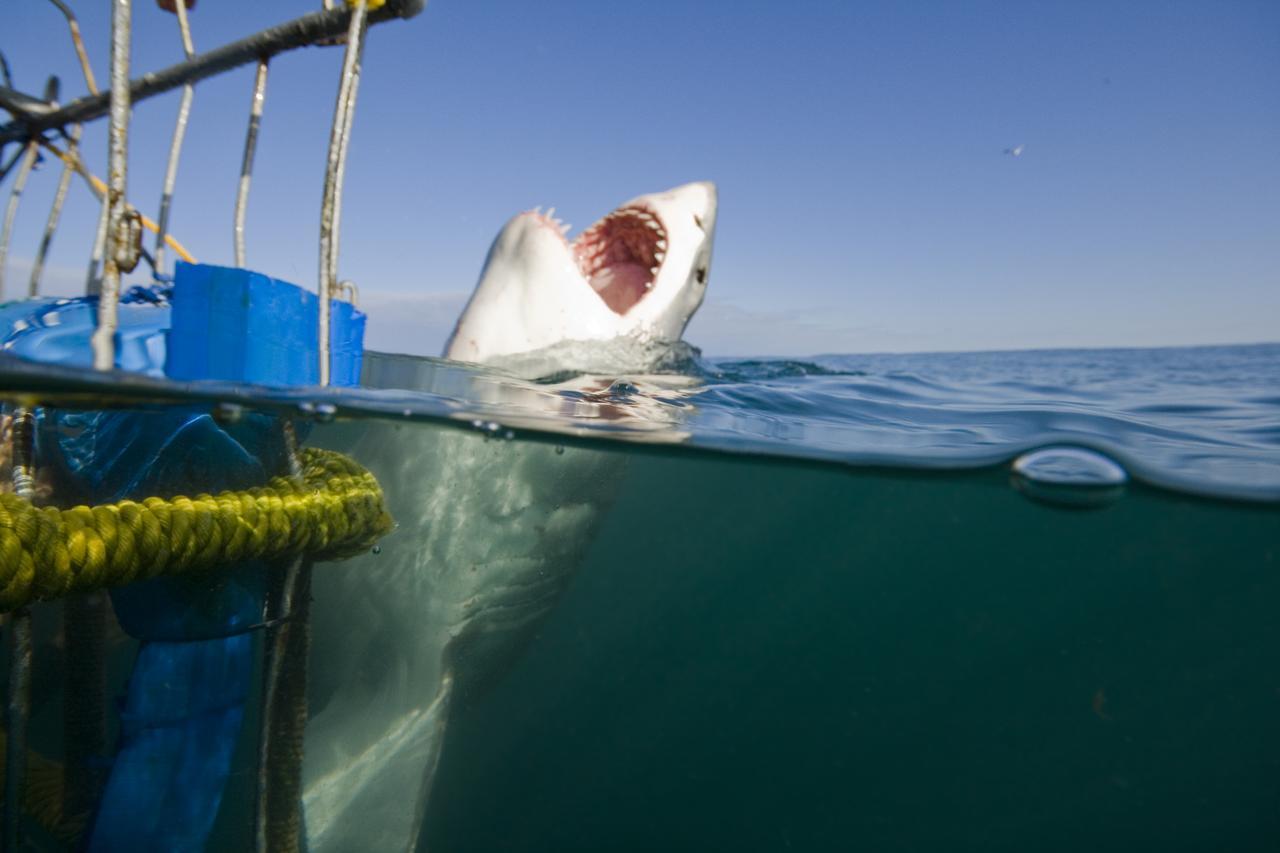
[0,1,423,849]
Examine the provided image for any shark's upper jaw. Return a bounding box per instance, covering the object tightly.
[527,182,714,320]
[444,182,717,365]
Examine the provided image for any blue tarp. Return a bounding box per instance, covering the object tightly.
[1,266,364,851]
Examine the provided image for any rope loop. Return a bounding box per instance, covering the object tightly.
[0,448,392,612]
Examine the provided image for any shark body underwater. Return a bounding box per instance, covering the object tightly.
[301,182,718,851]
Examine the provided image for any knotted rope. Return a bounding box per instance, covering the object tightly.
[0,448,392,612]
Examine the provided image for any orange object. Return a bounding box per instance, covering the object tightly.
[1091,688,1111,720]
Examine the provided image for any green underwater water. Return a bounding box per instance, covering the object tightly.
[0,415,1275,851]
[0,342,1276,851]
[421,446,1278,852]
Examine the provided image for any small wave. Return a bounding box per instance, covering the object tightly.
[487,338,704,382]
[705,359,865,382]
[2,343,1277,503]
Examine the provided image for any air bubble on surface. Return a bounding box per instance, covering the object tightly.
[472,419,505,440]
[1011,446,1128,509]
[607,380,638,399]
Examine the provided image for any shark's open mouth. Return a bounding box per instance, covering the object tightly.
[572,206,668,315]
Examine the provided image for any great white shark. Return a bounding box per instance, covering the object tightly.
[301,182,718,851]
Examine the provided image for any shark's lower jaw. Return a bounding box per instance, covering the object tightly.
[561,206,669,315]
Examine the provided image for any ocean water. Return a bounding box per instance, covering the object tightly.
[0,341,1276,851]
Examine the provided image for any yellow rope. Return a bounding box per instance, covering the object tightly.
[0,448,392,612]
[36,139,198,265]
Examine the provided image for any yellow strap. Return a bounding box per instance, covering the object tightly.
[36,139,198,265]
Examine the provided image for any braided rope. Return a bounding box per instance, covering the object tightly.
[0,448,392,612]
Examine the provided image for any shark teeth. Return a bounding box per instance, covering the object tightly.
[570,204,670,315]
[528,206,573,239]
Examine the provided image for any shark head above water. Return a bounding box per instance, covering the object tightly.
[444,181,717,365]
[305,182,717,853]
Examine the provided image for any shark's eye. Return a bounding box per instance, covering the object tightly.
[695,266,707,284]
[693,214,705,232]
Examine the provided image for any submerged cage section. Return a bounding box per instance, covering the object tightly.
[0,2,423,849]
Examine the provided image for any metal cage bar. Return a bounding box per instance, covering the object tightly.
[0,1,425,147]
[3,410,37,850]
[255,421,314,853]
[91,0,134,372]
[234,59,269,268]
[28,126,78,296]
[152,0,197,275]
[29,0,102,297]
[0,140,39,300]
[317,0,371,387]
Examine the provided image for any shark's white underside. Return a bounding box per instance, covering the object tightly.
[302,183,717,851]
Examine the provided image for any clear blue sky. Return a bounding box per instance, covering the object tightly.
[5,0,1278,356]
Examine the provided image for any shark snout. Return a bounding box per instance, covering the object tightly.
[648,181,718,237]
